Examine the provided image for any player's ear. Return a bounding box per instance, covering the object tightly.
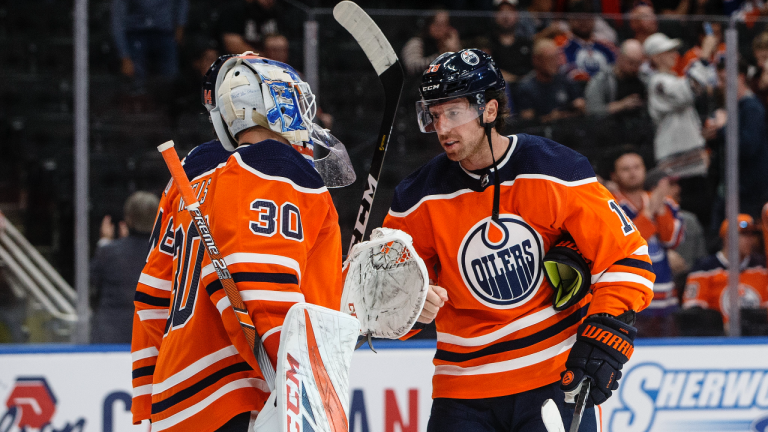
[483,99,498,124]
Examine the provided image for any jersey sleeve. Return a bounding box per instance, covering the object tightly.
[655,198,685,248]
[559,178,655,317]
[199,161,341,371]
[131,187,175,424]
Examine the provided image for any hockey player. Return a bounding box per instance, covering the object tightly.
[130,53,355,431]
[383,49,655,431]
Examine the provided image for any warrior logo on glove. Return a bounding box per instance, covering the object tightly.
[561,312,637,405]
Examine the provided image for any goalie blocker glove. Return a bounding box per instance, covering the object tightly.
[560,311,636,405]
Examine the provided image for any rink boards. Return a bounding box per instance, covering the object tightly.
[1,338,768,432]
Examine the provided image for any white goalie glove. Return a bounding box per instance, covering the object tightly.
[341,228,430,339]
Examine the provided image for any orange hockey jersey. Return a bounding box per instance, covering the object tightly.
[130,139,343,431]
[683,251,768,323]
[383,134,654,400]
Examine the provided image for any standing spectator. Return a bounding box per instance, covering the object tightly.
[683,215,768,331]
[401,10,462,76]
[629,3,658,45]
[585,39,646,117]
[610,150,685,336]
[675,22,725,78]
[487,0,532,84]
[645,33,709,168]
[90,192,159,343]
[558,0,617,83]
[219,0,284,54]
[111,0,188,88]
[703,59,768,221]
[516,38,585,121]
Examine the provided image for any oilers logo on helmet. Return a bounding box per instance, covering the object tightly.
[459,215,543,309]
[461,50,480,65]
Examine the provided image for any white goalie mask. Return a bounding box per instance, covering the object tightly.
[209,54,356,187]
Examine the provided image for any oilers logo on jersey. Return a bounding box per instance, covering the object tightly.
[459,215,543,309]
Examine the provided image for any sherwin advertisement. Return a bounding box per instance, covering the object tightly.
[1,339,768,431]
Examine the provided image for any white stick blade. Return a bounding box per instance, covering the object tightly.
[542,399,566,432]
[332,1,397,76]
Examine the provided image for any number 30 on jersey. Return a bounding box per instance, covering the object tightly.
[249,199,304,241]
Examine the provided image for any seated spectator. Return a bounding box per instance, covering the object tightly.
[674,22,725,78]
[645,33,709,169]
[220,0,284,54]
[111,0,188,88]
[488,0,532,84]
[585,39,646,117]
[90,192,160,343]
[668,178,707,275]
[629,3,658,45]
[703,59,768,221]
[173,37,219,117]
[610,149,685,336]
[401,10,462,76]
[747,31,768,113]
[263,33,290,64]
[518,0,554,38]
[516,38,585,122]
[557,0,617,83]
[652,0,689,15]
[683,214,768,332]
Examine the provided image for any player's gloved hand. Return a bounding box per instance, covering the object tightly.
[560,311,636,405]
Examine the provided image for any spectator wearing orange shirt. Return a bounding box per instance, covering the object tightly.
[683,214,768,329]
[610,150,685,336]
[674,22,725,78]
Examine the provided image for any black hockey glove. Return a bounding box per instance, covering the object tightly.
[560,311,636,405]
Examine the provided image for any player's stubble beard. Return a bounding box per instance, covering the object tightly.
[439,123,487,167]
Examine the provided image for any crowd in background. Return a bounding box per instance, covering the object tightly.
[3,0,768,342]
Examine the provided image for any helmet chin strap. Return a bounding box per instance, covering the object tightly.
[485,120,500,223]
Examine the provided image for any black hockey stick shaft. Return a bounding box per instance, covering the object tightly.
[333,1,405,256]
[348,64,403,254]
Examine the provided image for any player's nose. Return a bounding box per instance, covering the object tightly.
[434,116,451,134]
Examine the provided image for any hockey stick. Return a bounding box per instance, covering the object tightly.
[569,380,591,432]
[541,399,565,432]
[157,140,276,391]
[333,1,404,255]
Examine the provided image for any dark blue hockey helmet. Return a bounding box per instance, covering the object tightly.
[416,49,506,133]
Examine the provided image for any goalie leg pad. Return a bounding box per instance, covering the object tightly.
[253,303,360,432]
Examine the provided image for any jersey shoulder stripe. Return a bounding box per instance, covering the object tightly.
[183,140,231,180]
[390,134,595,214]
[510,134,594,182]
[235,139,325,190]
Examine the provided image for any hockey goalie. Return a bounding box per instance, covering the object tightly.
[131,51,364,432]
